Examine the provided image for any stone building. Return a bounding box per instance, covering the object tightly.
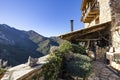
[60,0,120,71]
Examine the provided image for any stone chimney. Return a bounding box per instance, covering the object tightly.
[70,20,74,32]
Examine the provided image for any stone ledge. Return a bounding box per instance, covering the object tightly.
[1,55,49,80]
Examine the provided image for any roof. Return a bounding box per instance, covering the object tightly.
[59,22,111,41]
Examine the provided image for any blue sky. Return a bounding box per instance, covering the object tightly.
[0,0,84,37]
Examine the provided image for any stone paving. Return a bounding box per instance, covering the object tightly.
[89,60,120,80]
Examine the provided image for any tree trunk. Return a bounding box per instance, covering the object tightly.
[83,77,88,80]
[76,76,78,80]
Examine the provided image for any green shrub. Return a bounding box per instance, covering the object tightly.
[60,41,86,55]
[72,44,86,55]
[41,42,93,80]
[59,41,73,53]
[40,51,63,80]
[66,54,93,79]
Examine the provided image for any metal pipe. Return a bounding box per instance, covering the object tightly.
[70,20,74,32]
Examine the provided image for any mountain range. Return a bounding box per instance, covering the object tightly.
[0,24,63,67]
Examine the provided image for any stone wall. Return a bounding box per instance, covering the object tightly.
[85,19,96,28]
[105,0,120,72]
[110,0,120,51]
[99,0,111,24]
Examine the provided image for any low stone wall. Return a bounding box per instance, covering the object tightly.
[1,55,49,80]
[18,66,43,80]
[106,52,120,71]
[110,61,120,71]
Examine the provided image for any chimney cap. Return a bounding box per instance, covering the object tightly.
[70,20,74,22]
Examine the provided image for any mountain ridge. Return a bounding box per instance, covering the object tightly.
[0,24,63,67]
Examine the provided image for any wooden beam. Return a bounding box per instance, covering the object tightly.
[86,40,90,49]
[83,12,99,22]
[76,26,106,37]
[76,39,100,41]
[81,0,87,10]
[87,15,96,17]
[90,11,99,14]
[60,26,105,40]
[59,22,111,41]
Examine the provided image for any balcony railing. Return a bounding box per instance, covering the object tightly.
[82,0,99,23]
